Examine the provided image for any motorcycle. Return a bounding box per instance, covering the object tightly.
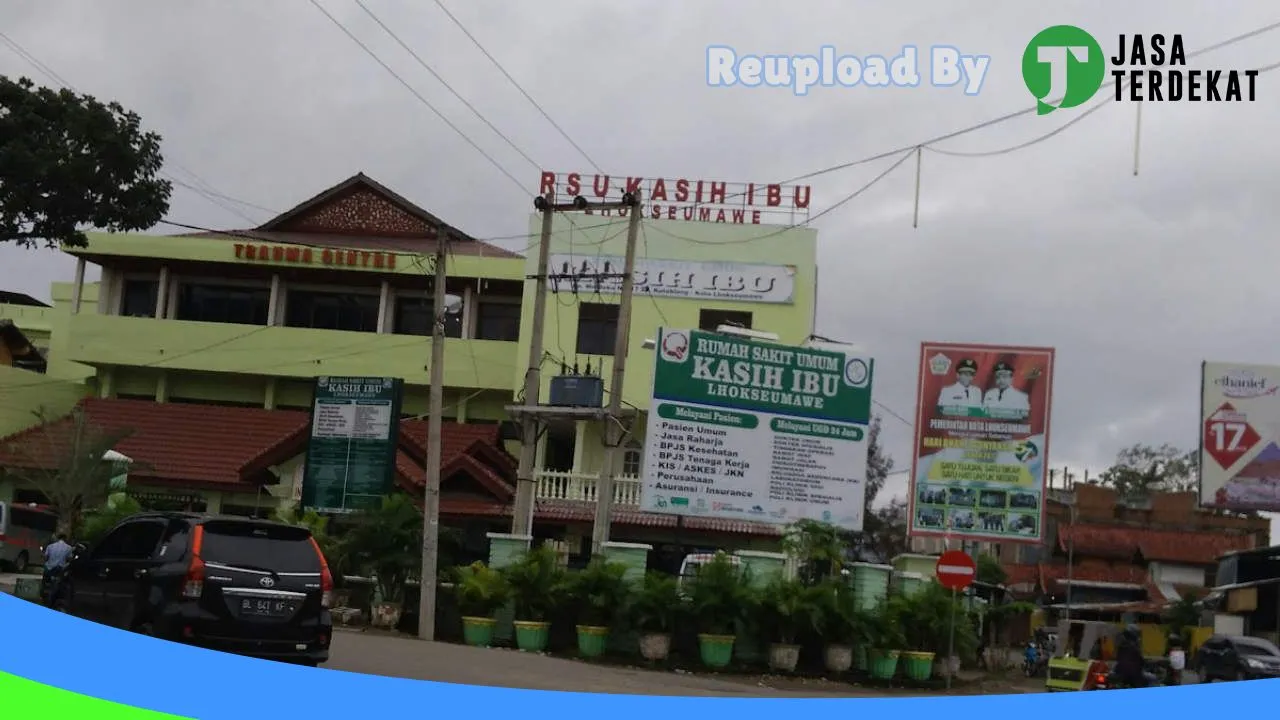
[1023,643,1048,677]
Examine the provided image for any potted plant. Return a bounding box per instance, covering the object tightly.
[816,578,862,673]
[757,578,823,672]
[566,558,632,658]
[500,545,566,652]
[686,552,756,669]
[865,600,906,680]
[630,572,685,662]
[452,562,511,647]
[897,582,979,681]
[332,495,423,629]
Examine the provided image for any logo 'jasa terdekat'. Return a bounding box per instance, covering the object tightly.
[1023,26,1258,115]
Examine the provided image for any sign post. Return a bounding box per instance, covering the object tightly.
[935,550,977,690]
[301,376,404,513]
[640,327,875,530]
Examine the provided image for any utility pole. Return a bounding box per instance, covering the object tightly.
[590,191,643,556]
[418,232,448,641]
[511,195,556,536]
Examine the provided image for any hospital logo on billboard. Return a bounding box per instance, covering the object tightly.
[659,331,690,363]
[844,358,870,387]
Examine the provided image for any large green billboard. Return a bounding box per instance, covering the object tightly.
[641,328,874,530]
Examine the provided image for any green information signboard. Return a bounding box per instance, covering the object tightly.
[301,376,404,513]
[641,328,875,531]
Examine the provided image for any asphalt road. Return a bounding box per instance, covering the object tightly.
[322,629,1044,697]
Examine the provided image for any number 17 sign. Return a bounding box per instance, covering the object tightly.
[1200,361,1280,512]
[1203,402,1260,470]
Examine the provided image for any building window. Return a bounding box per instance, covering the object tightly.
[393,296,462,338]
[475,300,521,342]
[576,303,618,356]
[176,284,269,326]
[120,279,159,318]
[285,290,379,333]
[699,309,753,332]
[623,444,642,476]
[542,427,575,472]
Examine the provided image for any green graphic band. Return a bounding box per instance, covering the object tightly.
[0,670,192,719]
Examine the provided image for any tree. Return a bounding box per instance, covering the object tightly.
[853,416,906,562]
[976,553,1008,586]
[864,415,895,510]
[1099,443,1198,497]
[0,76,172,248]
[1,406,135,536]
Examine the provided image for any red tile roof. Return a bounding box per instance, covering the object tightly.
[0,398,308,490]
[1058,524,1255,565]
[395,420,516,500]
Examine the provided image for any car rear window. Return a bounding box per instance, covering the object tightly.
[200,521,321,573]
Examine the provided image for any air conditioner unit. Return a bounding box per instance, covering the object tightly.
[548,375,604,407]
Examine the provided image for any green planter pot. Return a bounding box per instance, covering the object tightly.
[576,625,609,658]
[868,649,901,680]
[901,651,936,681]
[461,616,496,647]
[513,620,551,652]
[697,633,736,668]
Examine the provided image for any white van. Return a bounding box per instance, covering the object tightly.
[0,502,58,573]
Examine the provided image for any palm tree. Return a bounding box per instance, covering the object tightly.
[2,405,136,537]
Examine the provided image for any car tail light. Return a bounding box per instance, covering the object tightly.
[1094,673,1108,686]
[182,526,206,600]
[310,536,334,609]
[0,533,7,542]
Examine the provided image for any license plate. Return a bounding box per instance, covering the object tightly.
[240,598,293,617]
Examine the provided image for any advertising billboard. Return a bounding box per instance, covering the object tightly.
[639,328,874,530]
[907,342,1056,543]
[301,376,404,514]
[1200,361,1280,511]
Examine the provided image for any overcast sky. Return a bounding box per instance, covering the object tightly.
[2,1,1278,530]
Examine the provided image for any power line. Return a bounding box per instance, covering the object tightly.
[763,19,1280,188]
[431,0,604,174]
[305,0,526,193]
[353,0,540,171]
[0,31,272,225]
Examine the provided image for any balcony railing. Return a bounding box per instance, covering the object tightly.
[535,470,642,506]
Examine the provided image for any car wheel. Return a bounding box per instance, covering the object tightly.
[133,622,155,638]
[13,551,28,574]
[1235,669,1247,682]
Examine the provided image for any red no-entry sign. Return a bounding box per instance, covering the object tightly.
[935,550,977,592]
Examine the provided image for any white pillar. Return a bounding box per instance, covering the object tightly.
[71,257,86,315]
[376,280,391,333]
[155,266,170,319]
[267,274,282,326]
[571,421,588,474]
[462,285,475,338]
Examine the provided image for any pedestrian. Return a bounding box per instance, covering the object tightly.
[43,532,73,573]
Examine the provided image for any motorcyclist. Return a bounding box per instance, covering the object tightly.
[1113,624,1149,688]
[1166,633,1185,686]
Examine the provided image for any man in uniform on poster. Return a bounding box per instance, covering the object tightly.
[937,358,984,414]
[983,361,1030,418]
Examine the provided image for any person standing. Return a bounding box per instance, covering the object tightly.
[983,361,1030,417]
[937,358,984,413]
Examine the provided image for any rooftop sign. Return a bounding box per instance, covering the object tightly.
[538,172,811,225]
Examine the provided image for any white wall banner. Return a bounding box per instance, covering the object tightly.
[547,254,795,304]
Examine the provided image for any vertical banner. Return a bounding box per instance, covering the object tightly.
[1199,361,1280,511]
[640,327,874,531]
[301,376,404,514]
[907,342,1055,544]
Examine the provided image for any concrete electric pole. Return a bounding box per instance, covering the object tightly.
[418,231,448,641]
[511,196,556,536]
[590,191,643,555]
